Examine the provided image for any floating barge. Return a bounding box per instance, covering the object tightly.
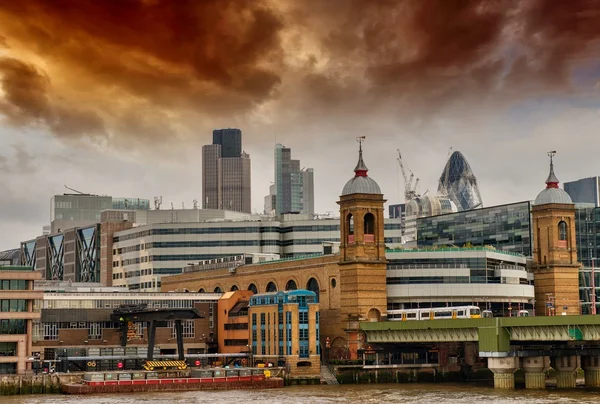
[62,368,283,394]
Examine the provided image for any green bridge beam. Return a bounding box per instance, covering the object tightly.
[361,315,600,354]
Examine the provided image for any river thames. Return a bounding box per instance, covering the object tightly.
[4,384,600,404]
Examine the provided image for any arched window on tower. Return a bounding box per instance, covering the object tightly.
[347,213,354,244]
[364,213,375,243]
[558,221,568,248]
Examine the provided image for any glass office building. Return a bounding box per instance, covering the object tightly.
[417,201,533,256]
[437,151,484,211]
[565,177,600,207]
[576,206,600,314]
[111,198,150,211]
[386,248,534,315]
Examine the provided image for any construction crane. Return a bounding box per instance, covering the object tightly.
[397,149,420,202]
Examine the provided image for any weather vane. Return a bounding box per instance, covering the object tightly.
[547,150,556,164]
[356,136,366,151]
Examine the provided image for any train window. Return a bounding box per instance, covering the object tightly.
[435,311,452,318]
[407,313,417,319]
[458,311,464,316]
[421,312,431,319]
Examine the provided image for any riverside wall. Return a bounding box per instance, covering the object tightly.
[0,373,83,395]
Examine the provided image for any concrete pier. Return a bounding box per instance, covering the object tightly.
[522,356,548,389]
[488,357,518,389]
[553,356,577,389]
[583,356,600,387]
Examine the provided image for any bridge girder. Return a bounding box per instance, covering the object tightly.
[366,328,478,343]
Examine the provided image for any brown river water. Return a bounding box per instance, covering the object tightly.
[3,384,600,404]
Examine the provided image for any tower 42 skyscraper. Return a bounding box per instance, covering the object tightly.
[202,128,251,214]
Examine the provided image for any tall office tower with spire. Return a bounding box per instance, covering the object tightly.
[268,144,314,216]
[202,128,251,214]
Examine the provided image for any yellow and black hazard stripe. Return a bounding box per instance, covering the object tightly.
[143,360,187,371]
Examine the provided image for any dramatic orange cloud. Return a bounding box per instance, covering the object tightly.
[1,0,600,145]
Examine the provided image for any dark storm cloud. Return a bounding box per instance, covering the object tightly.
[0,57,51,124]
[1,0,600,145]
[292,0,600,113]
[0,57,106,137]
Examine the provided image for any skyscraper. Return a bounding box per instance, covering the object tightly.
[437,151,483,211]
[564,176,600,207]
[270,144,314,215]
[202,128,251,213]
[212,128,242,158]
[302,168,315,216]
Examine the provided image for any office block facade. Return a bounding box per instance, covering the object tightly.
[21,224,101,283]
[32,292,219,368]
[111,217,402,291]
[417,201,533,256]
[50,194,149,233]
[386,248,534,315]
[217,290,253,354]
[0,266,43,374]
[564,177,600,207]
[249,290,320,377]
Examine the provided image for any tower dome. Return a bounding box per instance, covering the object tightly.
[341,138,381,196]
[534,152,572,205]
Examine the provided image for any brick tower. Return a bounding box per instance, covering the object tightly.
[337,137,387,358]
[532,151,581,316]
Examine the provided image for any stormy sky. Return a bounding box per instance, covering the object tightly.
[1,0,600,250]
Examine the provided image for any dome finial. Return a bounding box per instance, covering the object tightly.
[545,150,559,189]
[354,136,368,177]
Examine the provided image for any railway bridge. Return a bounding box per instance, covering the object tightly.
[361,315,600,389]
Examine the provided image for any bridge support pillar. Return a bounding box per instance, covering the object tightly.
[552,356,578,389]
[522,356,549,389]
[582,356,600,387]
[488,357,518,389]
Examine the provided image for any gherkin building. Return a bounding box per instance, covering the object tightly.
[437,151,483,211]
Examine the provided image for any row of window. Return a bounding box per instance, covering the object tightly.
[224,339,248,346]
[0,300,27,312]
[0,280,27,291]
[33,320,196,341]
[387,276,530,285]
[35,299,207,310]
[224,323,248,330]
[0,319,26,335]
[113,223,402,243]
